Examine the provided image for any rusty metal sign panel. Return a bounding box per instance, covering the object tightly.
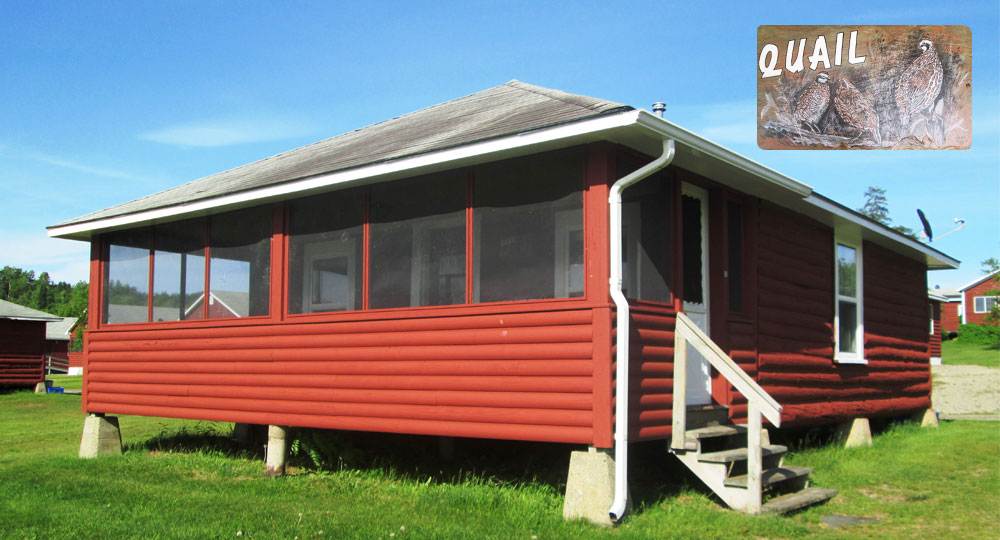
[757,25,971,150]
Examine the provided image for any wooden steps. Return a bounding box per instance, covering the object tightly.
[762,488,840,514]
[670,410,837,514]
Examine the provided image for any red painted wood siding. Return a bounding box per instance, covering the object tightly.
[625,303,677,441]
[68,351,86,368]
[86,306,602,443]
[929,301,942,358]
[963,276,1000,326]
[0,319,46,386]
[752,203,931,425]
[941,301,961,332]
[862,241,932,415]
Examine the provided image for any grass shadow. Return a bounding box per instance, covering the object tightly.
[123,424,262,460]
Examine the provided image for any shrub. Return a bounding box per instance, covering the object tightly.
[957,323,1000,346]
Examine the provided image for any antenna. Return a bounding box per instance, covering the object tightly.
[916,209,966,243]
[917,209,933,242]
[936,218,967,241]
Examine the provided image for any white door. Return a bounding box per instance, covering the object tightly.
[681,184,712,405]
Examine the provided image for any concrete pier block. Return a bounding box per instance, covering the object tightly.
[265,425,288,478]
[834,417,872,448]
[912,408,939,428]
[79,414,122,458]
[34,381,51,394]
[563,447,625,526]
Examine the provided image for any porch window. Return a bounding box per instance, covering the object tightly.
[369,172,466,309]
[620,176,672,302]
[287,189,364,314]
[152,218,206,321]
[834,235,865,364]
[208,207,272,318]
[102,230,150,324]
[474,150,583,303]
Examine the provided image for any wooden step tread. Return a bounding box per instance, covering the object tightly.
[762,487,839,514]
[699,444,787,464]
[724,465,813,488]
[685,425,747,440]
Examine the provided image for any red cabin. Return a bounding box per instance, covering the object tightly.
[0,299,62,387]
[959,270,999,326]
[49,81,958,518]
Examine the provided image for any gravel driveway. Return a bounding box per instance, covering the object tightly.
[932,364,1000,420]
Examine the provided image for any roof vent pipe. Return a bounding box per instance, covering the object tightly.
[652,102,666,117]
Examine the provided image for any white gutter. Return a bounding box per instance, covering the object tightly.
[608,137,675,522]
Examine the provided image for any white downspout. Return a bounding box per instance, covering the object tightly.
[608,136,675,522]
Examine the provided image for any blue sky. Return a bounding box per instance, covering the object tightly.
[1,1,997,290]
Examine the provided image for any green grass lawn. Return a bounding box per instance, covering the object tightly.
[46,374,83,391]
[942,339,1000,368]
[1,390,997,539]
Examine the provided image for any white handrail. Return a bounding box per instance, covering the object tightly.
[671,311,782,514]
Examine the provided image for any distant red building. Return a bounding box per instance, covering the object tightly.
[960,271,1000,326]
[0,299,61,387]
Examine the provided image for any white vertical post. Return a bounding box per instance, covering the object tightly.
[671,321,688,450]
[746,402,763,514]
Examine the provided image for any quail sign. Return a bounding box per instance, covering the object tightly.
[757,25,971,150]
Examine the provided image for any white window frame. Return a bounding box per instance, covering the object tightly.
[834,230,866,364]
[973,296,999,314]
[410,214,466,307]
[301,238,358,313]
[554,208,585,298]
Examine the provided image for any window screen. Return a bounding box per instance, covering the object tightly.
[621,174,672,302]
[209,207,272,318]
[369,172,466,309]
[103,231,150,324]
[153,219,206,321]
[474,150,583,303]
[288,189,364,314]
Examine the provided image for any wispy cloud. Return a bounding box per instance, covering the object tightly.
[0,232,91,283]
[140,117,315,147]
[0,144,154,183]
[26,151,152,183]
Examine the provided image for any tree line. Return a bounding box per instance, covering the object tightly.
[1,266,87,350]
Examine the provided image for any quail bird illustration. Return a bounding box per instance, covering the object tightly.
[793,71,831,132]
[894,38,943,128]
[834,78,881,145]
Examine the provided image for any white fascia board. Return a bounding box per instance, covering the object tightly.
[48,110,644,239]
[804,194,960,270]
[927,292,948,302]
[4,316,62,322]
[959,269,1000,292]
[634,110,814,197]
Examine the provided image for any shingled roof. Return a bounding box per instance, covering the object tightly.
[0,299,62,322]
[52,81,630,229]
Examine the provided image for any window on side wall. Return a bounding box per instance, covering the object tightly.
[834,233,865,364]
[973,296,999,314]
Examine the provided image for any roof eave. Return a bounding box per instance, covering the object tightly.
[47,109,645,241]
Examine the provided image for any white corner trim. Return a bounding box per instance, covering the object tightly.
[48,110,644,239]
